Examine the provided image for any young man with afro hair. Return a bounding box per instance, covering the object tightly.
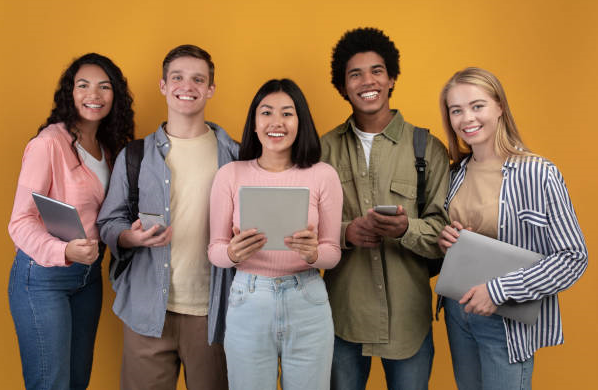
[321,27,450,390]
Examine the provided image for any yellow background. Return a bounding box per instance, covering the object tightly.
[1,0,596,388]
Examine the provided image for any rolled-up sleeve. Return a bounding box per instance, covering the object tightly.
[399,135,450,259]
[487,165,587,305]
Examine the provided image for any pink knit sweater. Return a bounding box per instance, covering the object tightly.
[208,159,343,276]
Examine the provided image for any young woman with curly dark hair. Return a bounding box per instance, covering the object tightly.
[8,53,134,389]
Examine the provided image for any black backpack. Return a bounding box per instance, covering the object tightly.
[108,139,144,282]
[412,127,443,278]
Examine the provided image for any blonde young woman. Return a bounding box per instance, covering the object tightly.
[437,67,587,390]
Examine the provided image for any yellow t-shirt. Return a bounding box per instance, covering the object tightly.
[165,129,218,315]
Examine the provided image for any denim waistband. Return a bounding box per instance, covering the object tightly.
[16,243,105,269]
[233,269,321,292]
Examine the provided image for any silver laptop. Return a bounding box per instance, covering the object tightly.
[239,186,309,251]
[435,229,544,325]
[32,192,87,242]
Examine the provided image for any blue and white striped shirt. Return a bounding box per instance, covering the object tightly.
[445,155,588,363]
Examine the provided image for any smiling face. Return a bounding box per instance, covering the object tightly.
[160,56,215,118]
[72,64,113,125]
[446,83,503,156]
[344,51,395,119]
[255,91,298,160]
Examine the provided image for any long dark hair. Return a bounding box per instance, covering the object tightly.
[239,79,321,168]
[38,53,134,166]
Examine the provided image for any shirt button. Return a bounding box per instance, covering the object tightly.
[165,179,169,184]
[373,256,378,261]
[378,285,383,290]
[361,171,366,177]
[165,207,169,212]
[162,289,167,294]
[164,264,169,268]
[364,199,370,204]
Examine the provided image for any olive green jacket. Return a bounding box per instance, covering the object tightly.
[321,111,449,359]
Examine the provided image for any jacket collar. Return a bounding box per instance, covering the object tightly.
[458,154,519,174]
[338,110,405,143]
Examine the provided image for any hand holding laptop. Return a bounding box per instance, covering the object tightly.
[438,221,497,316]
[65,239,99,265]
[32,192,99,265]
[436,225,544,324]
[437,220,469,254]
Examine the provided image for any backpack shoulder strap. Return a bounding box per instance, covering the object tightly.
[110,139,145,284]
[125,139,144,219]
[412,127,429,217]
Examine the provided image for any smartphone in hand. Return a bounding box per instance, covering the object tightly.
[373,205,398,216]
[138,212,167,234]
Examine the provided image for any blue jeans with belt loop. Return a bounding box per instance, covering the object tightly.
[224,269,334,390]
[8,249,103,390]
[443,297,534,390]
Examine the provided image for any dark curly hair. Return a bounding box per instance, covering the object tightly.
[331,27,400,100]
[38,53,135,166]
[239,79,321,168]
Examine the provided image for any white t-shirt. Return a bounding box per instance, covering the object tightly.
[352,126,377,169]
[76,142,109,191]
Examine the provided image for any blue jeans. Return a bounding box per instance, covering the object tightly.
[443,297,534,390]
[8,249,103,390]
[224,269,334,390]
[330,329,434,390]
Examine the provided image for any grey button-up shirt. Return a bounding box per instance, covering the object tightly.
[97,122,238,344]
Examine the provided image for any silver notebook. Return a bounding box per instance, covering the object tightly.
[32,192,87,242]
[239,186,309,251]
[435,229,544,325]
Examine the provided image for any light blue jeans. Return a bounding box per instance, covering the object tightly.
[330,329,434,390]
[224,269,334,390]
[443,297,534,390]
[8,249,103,390]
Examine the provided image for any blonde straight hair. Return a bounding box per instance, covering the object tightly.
[439,67,534,163]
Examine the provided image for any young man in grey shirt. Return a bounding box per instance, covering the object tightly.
[97,45,238,390]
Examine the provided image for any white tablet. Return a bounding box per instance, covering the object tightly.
[32,192,87,242]
[239,186,310,251]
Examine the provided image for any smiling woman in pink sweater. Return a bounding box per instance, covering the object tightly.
[209,79,342,390]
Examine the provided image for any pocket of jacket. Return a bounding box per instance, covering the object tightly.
[389,180,417,212]
[517,209,549,227]
[337,166,353,183]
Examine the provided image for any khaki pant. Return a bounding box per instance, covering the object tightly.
[121,312,228,390]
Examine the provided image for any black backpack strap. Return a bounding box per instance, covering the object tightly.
[413,127,429,217]
[110,139,144,283]
[125,139,144,219]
